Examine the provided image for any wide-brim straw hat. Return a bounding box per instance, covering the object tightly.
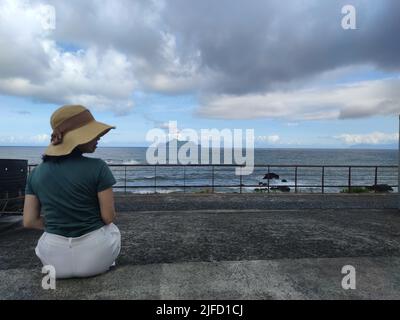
[44,105,115,156]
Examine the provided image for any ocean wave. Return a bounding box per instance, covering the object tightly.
[105,159,142,165]
[123,188,183,194]
[122,159,141,165]
[142,175,169,180]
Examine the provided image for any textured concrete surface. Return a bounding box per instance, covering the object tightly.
[114,193,399,211]
[1,194,400,299]
[1,257,400,300]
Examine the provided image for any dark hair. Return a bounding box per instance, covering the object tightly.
[42,147,83,163]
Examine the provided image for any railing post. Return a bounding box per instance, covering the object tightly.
[183,166,186,193]
[240,166,242,194]
[124,166,127,194]
[267,165,270,193]
[322,166,325,194]
[154,165,157,193]
[374,166,378,193]
[348,166,352,193]
[212,165,215,193]
[295,166,298,193]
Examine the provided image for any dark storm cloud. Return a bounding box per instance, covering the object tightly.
[1,0,399,119]
[163,0,400,94]
[48,0,164,62]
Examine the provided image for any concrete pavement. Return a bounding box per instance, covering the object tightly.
[1,194,399,299]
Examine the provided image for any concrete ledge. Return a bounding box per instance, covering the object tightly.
[1,257,400,299]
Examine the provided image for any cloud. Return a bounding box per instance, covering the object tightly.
[0,45,136,114]
[0,0,136,114]
[163,0,400,94]
[0,133,50,144]
[30,133,50,143]
[48,0,203,95]
[334,131,398,144]
[0,135,16,144]
[0,0,399,118]
[196,78,400,120]
[45,0,400,97]
[257,135,280,143]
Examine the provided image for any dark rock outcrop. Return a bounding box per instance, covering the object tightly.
[271,186,291,192]
[263,173,279,180]
[366,184,393,193]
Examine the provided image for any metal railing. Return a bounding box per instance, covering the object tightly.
[27,164,398,194]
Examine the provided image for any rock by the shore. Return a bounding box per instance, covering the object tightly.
[366,184,393,193]
[263,173,280,180]
[271,186,291,192]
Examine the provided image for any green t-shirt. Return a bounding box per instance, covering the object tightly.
[25,154,116,237]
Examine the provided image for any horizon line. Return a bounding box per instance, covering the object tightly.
[0,145,397,151]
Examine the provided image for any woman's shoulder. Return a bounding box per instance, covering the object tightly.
[29,162,44,174]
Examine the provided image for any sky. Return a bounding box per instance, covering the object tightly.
[0,0,399,148]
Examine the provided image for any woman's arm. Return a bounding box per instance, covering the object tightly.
[98,187,116,224]
[23,194,44,230]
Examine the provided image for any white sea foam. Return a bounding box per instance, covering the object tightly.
[122,188,183,194]
[122,159,141,165]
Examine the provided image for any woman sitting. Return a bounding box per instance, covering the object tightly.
[23,104,121,279]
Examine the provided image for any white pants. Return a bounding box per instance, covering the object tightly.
[35,223,121,279]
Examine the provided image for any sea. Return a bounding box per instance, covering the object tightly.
[0,146,397,194]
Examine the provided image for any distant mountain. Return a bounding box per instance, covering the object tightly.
[154,139,199,149]
[349,143,397,150]
[150,139,398,150]
[167,139,198,148]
